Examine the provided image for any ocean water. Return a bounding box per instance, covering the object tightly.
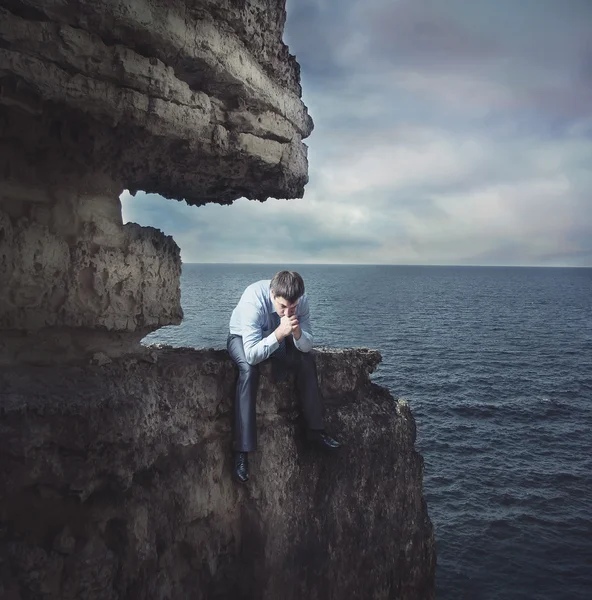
[144,264,592,600]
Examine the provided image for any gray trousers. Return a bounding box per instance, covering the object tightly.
[227,334,325,452]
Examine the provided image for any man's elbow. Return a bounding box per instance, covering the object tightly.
[245,349,260,366]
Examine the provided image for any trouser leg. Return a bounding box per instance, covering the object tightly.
[227,334,259,452]
[285,341,325,430]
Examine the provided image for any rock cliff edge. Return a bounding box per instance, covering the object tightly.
[1,348,435,599]
[0,1,436,598]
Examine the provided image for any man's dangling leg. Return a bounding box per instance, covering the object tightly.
[290,346,325,431]
[282,340,339,449]
[227,334,259,481]
[288,345,340,448]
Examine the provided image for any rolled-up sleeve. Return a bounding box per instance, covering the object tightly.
[241,302,280,365]
[293,295,313,353]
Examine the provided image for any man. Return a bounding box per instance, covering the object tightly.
[227,270,340,482]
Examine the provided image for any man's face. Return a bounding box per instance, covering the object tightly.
[272,293,300,317]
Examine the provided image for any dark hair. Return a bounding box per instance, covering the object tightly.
[270,271,305,303]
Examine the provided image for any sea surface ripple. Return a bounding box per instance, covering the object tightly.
[145,264,592,600]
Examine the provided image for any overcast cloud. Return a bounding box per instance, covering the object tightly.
[121,0,592,266]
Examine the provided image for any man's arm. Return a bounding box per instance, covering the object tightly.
[241,302,280,365]
[293,295,313,352]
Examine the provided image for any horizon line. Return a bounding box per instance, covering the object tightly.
[180,262,592,269]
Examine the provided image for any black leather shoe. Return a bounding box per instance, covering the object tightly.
[234,451,249,482]
[308,430,341,449]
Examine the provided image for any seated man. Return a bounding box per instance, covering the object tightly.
[227,270,340,482]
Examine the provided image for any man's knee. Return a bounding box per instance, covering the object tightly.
[228,336,258,376]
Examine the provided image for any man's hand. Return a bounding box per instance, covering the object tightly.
[289,315,302,340]
[276,315,300,341]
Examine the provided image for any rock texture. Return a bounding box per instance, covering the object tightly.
[0,0,313,362]
[0,178,182,364]
[0,347,436,600]
[0,0,312,204]
[0,2,437,597]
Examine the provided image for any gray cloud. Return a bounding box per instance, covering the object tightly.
[122,192,381,264]
[289,0,592,130]
[121,0,592,267]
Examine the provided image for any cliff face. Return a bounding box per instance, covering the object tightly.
[0,348,435,600]
[0,1,436,597]
[0,0,312,203]
[0,0,312,364]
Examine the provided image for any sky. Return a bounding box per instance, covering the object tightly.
[121,0,592,266]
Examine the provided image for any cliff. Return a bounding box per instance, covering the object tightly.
[0,348,435,599]
[0,1,436,598]
[0,0,312,204]
[0,0,311,364]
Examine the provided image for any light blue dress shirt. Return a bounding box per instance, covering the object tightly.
[229,279,313,365]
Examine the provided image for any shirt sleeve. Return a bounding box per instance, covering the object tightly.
[293,295,313,353]
[241,301,280,365]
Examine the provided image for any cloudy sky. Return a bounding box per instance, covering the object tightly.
[121,0,592,266]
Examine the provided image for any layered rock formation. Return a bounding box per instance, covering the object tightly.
[0,0,312,364]
[0,348,435,599]
[0,0,311,202]
[0,1,436,598]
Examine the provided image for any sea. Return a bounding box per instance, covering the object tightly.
[144,264,592,600]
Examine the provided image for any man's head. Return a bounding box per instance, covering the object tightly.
[270,271,305,317]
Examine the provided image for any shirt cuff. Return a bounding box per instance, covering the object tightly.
[293,332,311,352]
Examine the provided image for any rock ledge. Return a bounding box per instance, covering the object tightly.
[0,347,436,600]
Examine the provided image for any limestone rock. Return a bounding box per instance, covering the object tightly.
[90,351,112,366]
[0,0,314,361]
[0,0,313,204]
[0,3,436,597]
[0,184,182,364]
[0,347,436,600]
